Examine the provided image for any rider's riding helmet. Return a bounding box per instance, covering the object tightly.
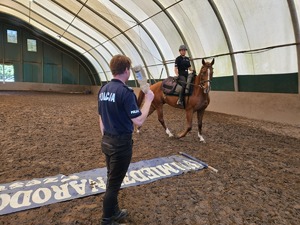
[179,44,187,51]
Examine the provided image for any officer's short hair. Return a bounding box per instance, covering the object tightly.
[110,54,132,75]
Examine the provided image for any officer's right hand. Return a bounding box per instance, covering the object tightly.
[145,89,154,102]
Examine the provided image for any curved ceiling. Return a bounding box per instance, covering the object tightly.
[1,0,299,90]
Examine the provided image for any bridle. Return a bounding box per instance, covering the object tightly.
[173,64,213,92]
[198,65,213,94]
[199,66,213,91]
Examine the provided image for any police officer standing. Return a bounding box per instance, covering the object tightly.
[174,44,193,106]
[98,54,154,225]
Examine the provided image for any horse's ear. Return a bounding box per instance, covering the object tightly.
[202,58,205,65]
[211,58,215,65]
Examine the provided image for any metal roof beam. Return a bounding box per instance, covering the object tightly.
[287,0,300,94]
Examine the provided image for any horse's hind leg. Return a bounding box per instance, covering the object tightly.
[156,106,174,137]
[197,109,206,142]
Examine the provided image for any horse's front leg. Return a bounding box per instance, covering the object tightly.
[177,109,193,138]
[136,105,156,134]
[156,106,174,137]
[197,109,206,142]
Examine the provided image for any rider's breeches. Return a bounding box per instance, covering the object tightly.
[178,76,187,97]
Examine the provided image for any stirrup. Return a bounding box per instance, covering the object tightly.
[177,99,183,105]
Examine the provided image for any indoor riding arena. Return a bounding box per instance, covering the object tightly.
[0,1,299,225]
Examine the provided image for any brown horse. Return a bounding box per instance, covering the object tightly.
[137,58,214,142]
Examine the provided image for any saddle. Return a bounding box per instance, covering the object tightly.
[161,73,195,96]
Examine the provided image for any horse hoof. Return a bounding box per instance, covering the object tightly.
[176,134,184,139]
[198,134,206,142]
[166,128,174,137]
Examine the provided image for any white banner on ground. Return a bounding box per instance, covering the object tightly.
[0,154,206,215]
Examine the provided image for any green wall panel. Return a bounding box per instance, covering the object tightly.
[0,24,3,60]
[23,63,41,82]
[127,80,137,88]
[210,73,298,93]
[79,65,91,85]
[43,43,62,65]
[238,73,298,93]
[62,68,76,84]
[11,62,22,82]
[0,18,96,86]
[43,64,62,84]
[211,76,234,91]
[62,54,79,85]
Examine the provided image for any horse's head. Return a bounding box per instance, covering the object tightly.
[198,58,214,94]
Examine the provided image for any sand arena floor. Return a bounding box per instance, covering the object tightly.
[0,91,299,225]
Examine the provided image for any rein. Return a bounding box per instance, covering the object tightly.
[175,69,212,89]
[199,80,211,89]
[176,79,211,89]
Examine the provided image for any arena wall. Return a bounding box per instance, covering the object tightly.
[0,82,91,94]
[2,84,299,126]
[90,86,299,126]
[207,91,300,126]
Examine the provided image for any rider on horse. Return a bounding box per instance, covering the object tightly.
[174,44,194,106]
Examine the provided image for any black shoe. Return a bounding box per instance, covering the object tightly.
[101,218,119,225]
[113,209,128,222]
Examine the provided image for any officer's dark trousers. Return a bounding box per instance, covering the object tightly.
[101,133,133,218]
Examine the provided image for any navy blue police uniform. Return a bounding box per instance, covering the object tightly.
[98,79,141,135]
[98,79,141,219]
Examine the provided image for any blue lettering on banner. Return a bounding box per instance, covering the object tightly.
[0,154,206,215]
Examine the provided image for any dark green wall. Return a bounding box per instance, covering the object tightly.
[0,15,98,85]
[211,73,298,93]
[152,73,298,94]
[211,76,235,91]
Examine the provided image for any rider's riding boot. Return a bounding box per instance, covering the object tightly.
[177,92,183,106]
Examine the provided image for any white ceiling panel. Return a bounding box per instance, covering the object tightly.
[0,0,298,85]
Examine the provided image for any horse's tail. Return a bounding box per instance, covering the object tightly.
[137,90,145,107]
